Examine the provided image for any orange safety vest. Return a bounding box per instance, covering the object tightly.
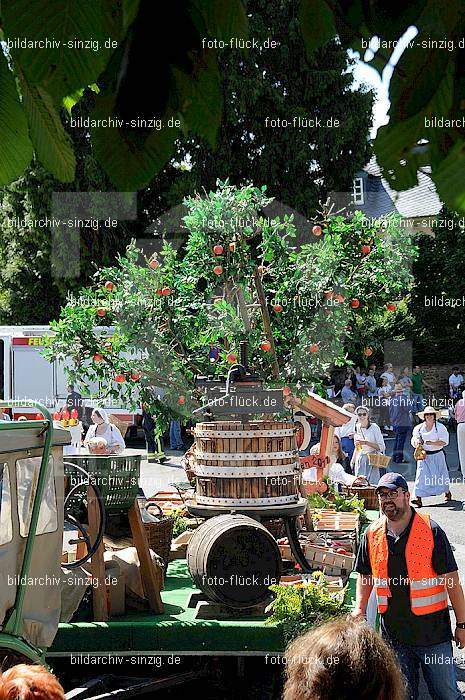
[367,511,448,616]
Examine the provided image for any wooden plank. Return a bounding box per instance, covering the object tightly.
[87,485,108,621]
[128,502,164,614]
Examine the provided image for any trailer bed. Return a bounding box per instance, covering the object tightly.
[48,512,375,658]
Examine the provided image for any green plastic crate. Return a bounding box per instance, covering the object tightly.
[64,454,141,511]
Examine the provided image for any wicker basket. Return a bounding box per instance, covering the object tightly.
[143,501,174,577]
[346,485,379,510]
[368,452,391,468]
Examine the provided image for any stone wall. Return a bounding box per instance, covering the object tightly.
[420,364,460,401]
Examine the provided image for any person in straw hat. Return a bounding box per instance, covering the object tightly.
[352,405,386,484]
[411,406,452,508]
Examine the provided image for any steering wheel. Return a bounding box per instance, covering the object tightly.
[62,462,106,569]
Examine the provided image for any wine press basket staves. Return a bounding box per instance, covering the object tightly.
[192,420,301,508]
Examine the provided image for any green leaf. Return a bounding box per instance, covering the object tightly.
[191,0,248,41]
[21,77,75,181]
[0,52,33,185]
[375,59,454,191]
[299,0,336,55]
[172,52,222,148]
[2,0,120,103]
[389,46,451,121]
[433,139,465,213]
[122,0,140,29]
[63,83,99,115]
[91,96,179,190]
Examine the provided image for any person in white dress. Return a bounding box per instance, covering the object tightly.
[84,408,126,454]
[410,406,451,508]
[352,405,386,484]
[302,435,368,488]
[380,363,396,390]
[335,403,357,468]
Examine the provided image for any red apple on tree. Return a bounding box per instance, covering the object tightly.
[229,242,236,252]
[364,347,373,357]
[282,386,292,396]
[177,395,186,405]
[161,287,171,295]
[312,225,322,236]
[149,258,159,269]
[387,302,397,311]
[213,265,223,276]
[226,353,237,363]
[130,371,141,381]
[213,244,224,255]
[334,294,345,303]
[309,343,319,353]
[350,298,360,309]
[104,281,114,291]
[96,307,107,317]
[362,245,371,255]
[260,340,271,352]
[93,353,103,363]
[273,304,282,313]
[114,374,126,383]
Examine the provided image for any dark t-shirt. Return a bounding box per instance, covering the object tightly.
[355,508,457,646]
[66,391,82,418]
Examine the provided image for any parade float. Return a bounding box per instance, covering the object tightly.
[5,182,411,693]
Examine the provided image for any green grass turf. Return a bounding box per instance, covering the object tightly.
[48,511,378,656]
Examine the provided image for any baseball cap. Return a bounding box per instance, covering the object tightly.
[375,472,408,493]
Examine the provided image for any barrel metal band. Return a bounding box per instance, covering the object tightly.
[195,429,295,438]
[194,450,297,461]
[196,494,299,506]
[194,463,301,478]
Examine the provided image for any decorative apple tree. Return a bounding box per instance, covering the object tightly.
[43,181,418,434]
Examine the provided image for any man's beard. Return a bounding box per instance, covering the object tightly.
[382,500,408,520]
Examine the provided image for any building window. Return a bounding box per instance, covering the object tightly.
[353,177,364,205]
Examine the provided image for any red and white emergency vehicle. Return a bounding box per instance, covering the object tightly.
[0,326,139,429]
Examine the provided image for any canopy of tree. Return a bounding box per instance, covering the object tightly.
[1,1,464,213]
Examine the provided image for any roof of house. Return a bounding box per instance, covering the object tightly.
[363,157,442,218]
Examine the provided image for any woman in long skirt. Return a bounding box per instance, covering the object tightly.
[411,405,451,508]
[352,405,386,484]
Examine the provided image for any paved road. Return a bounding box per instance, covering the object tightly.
[136,435,465,698]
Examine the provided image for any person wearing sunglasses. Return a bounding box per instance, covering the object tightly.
[410,406,451,508]
[352,472,465,700]
[352,405,386,484]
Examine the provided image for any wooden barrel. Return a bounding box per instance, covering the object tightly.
[187,514,282,608]
[193,420,300,508]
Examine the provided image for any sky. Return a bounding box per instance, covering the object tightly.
[350,27,418,137]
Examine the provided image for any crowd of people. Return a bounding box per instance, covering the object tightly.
[317,363,465,506]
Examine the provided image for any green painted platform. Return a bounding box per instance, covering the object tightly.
[48,511,378,657]
[49,559,284,656]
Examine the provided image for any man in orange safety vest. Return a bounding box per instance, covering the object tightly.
[352,472,465,700]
